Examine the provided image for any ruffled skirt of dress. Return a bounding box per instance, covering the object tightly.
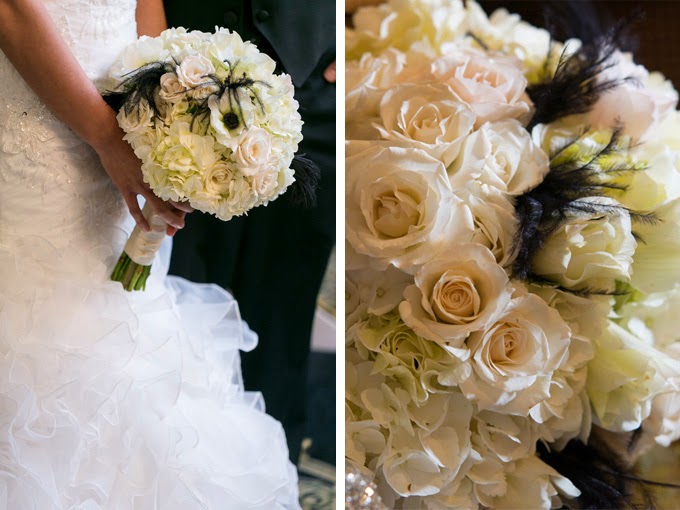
[0,228,300,510]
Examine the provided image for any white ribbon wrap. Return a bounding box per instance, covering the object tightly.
[124,202,166,265]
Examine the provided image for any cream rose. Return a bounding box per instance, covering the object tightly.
[346,142,474,273]
[531,199,637,292]
[376,83,475,166]
[399,243,512,352]
[116,99,154,133]
[589,51,678,142]
[176,54,215,89]
[456,185,519,269]
[431,48,532,127]
[460,288,572,415]
[235,127,272,176]
[159,72,187,103]
[449,119,548,194]
[250,170,279,199]
[203,161,234,196]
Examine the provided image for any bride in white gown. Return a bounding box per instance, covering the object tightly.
[0,0,300,508]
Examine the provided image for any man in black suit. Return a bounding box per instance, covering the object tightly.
[162,0,336,464]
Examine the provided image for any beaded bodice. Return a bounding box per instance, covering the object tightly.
[0,0,137,257]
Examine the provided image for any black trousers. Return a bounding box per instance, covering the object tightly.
[169,63,335,463]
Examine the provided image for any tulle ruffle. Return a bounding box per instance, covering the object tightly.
[0,232,299,509]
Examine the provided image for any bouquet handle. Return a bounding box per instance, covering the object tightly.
[111,202,166,291]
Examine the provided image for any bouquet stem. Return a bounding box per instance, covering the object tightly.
[111,203,166,291]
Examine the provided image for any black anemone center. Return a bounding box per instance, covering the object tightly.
[223,112,239,130]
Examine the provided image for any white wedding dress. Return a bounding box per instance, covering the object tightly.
[0,1,300,509]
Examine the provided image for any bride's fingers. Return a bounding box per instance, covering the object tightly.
[143,191,185,229]
[169,200,194,213]
[124,192,150,232]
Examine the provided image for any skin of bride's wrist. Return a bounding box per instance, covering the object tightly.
[86,108,124,154]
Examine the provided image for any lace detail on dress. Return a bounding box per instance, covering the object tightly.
[44,0,138,86]
[1,104,55,162]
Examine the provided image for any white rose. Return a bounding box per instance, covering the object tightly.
[589,51,678,142]
[189,81,221,100]
[531,198,637,292]
[631,198,680,294]
[113,36,169,79]
[529,284,611,340]
[399,243,512,353]
[346,0,467,60]
[116,99,154,133]
[431,48,532,127]
[235,127,272,176]
[587,321,668,432]
[251,170,279,199]
[625,142,680,213]
[642,384,680,450]
[159,72,187,103]
[465,0,552,81]
[460,288,572,415]
[449,120,548,195]
[346,49,407,122]
[346,142,474,273]
[376,83,475,166]
[176,54,215,89]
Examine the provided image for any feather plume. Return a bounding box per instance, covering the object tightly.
[539,427,680,510]
[288,154,321,207]
[512,127,656,288]
[526,21,636,131]
[102,61,174,118]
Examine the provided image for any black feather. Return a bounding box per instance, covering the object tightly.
[102,61,174,119]
[526,20,637,132]
[512,127,656,289]
[538,427,680,510]
[288,154,321,208]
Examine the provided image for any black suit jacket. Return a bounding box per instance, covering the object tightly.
[163,0,335,88]
[162,0,336,463]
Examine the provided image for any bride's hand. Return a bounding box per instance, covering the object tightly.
[93,123,188,234]
[0,0,187,235]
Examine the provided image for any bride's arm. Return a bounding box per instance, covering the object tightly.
[0,0,187,233]
[136,0,167,38]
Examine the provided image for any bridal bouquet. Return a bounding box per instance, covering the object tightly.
[346,1,680,508]
[105,27,305,290]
